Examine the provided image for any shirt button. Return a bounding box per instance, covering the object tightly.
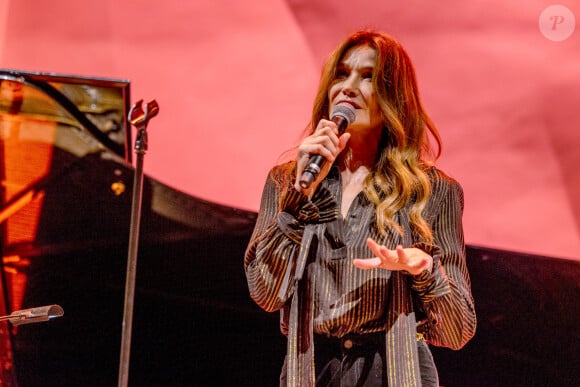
[343,339,353,349]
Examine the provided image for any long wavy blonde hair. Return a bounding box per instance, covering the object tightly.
[310,30,442,243]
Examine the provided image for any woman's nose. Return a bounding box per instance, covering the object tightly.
[341,75,360,96]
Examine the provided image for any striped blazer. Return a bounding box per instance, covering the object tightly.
[245,165,476,386]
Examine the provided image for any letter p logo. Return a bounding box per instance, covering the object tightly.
[550,15,565,30]
[540,5,575,41]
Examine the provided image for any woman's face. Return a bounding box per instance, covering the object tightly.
[328,45,383,136]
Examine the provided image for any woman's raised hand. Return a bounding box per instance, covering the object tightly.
[295,119,350,197]
[353,238,434,275]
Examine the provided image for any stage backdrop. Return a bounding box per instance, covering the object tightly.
[1,0,579,260]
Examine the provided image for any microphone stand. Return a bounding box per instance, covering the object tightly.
[117,100,159,387]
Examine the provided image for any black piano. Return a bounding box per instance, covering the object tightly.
[0,70,578,386]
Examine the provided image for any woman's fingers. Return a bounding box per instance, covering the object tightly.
[298,122,342,161]
[352,257,382,269]
[359,238,400,270]
[298,142,336,162]
[356,239,433,275]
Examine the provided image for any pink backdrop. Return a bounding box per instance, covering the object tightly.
[1,0,579,260]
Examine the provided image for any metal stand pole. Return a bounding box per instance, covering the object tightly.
[117,100,158,387]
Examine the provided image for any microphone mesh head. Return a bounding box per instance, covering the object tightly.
[331,104,356,125]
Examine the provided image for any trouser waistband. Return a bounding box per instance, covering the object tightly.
[314,331,385,353]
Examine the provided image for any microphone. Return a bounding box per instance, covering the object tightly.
[299,104,356,189]
[0,304,64,326]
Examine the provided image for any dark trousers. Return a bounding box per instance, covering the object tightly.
[280,333,439,386]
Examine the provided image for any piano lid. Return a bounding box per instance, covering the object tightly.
[0,69,131,162]
[0,70,132,235]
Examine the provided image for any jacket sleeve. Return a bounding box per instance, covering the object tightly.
[244,168,337,312]
[411,176,477,349]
